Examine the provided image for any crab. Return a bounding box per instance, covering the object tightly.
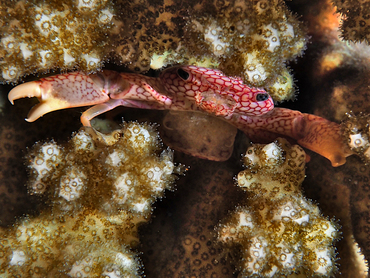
[8,65,353,166]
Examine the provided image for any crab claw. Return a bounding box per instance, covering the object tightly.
[8,72,110,122]
[8,81,42,105]
[8,80,72,122]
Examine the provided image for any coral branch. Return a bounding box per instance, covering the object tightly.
[0,121,184,276]
[217,138,340,277]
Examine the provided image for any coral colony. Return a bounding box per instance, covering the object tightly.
[2,0,370,277]
[218,139,339,277]
[1,122,183,276]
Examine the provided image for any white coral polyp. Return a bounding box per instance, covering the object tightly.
[34,8,59,36]
[238,211,254,228]
[276,243,296,270]
[243,51,268,83]
[77,0,98,10]
[273,199,310,225]
[82,53,101,69]
[262,142,282,165]
[9,250,27,266]
[59,168,86,202]
[261,24,280,52]
[314,248,333,275]
[2,66,19,81]
[73,130,96,152]
[113,173,134,204]
[99,9,114,24]
[102,266,124,278]
[68,256,93,278]
[203,20,230,56]
[132,199,150,214]
[1,35,17,51]
[29,142,63,194]
[144,160,174,193]
[349,133,368,148]
[244,149,260,166]
[39,50,52,66]
[126,124,154,151]
[106,150,126,166]
[245,236,268,275]
[115,252,135,268]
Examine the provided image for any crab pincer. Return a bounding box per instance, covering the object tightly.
[8,70,170,126]
[8,72,112,124]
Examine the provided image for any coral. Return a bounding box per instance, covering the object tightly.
[26,121,180,217]
[342,113,370,163]
[0,209,143,278]
[113,0,306,102]
[2,0,306,102]
[0,0,115,83]
[139,153,243,277]
[332,0,370,43]
[217,138,339,277]
[183,0,306,102]
[0,93,82,226]
[303,154,369,278]
[0,121,183,276]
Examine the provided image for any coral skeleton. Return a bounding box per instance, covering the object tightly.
[0,121,183,277]
[217,138,339,277]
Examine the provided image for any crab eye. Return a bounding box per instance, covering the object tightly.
[177,68,190,80]
[256,93,269,102]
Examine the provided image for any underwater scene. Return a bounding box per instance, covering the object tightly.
[1,0,370,277]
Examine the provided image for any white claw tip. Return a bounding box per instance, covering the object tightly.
[25,117,36,123]
[8,81,42,105]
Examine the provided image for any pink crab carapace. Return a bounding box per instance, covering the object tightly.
[8,65,353,166]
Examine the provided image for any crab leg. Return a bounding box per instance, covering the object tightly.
[80,99,129,127]
[80,98,169,126]
[236,108,353,166]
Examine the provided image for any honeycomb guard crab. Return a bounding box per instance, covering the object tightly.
[8,65,353,166]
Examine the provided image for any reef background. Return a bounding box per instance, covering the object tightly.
[1,0,370,277]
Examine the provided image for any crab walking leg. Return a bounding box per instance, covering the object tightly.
[81,99,130,127]
[236,108,353,166]
[80,98,169,126]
